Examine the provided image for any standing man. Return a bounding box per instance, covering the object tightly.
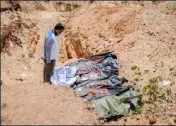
[42,23,64,84]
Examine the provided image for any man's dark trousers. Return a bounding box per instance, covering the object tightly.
[43,59,56,84]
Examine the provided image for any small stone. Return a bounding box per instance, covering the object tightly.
[2,103,7,108]
[124,118,127,122]
[136,117,140,120]
[18,74,27,81]
[99,119,105,124]
[149,117,156,125]
[23,67,29,70]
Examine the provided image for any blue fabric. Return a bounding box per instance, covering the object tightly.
[45,30,53,39]
[50,66,78,86]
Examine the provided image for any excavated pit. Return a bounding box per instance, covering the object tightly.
[1,1,82,59]
[64,32,91,59]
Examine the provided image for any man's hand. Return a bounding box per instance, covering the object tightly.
[45,63,51,68]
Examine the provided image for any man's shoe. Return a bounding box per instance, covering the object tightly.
[43,81,52,85]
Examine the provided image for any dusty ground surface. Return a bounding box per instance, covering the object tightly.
[1,1,176,125]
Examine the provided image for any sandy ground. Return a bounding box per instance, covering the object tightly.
[1,55,175,125]
[1,51,98,125]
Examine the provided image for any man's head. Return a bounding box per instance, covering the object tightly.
[54,23,64,36]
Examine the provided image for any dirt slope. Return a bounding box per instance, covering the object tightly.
[1,1,176,125]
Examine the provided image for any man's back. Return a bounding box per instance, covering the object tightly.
[43,30,58,63]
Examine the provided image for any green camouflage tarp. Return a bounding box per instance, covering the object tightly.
[90,87,141,119]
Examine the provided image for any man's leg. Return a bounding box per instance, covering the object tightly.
[43,59,56,84]
[43,59,48,83]
[48,60,56,84]
[43,59,51,83]
[44,65,49,83]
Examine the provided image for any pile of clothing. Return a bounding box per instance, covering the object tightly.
[51,52,141,120]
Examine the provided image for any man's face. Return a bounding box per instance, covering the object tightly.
[56,29,64,35]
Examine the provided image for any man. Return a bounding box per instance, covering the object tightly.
[42,23,64,84]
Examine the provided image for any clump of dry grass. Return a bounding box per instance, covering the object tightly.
[142,76,173,114]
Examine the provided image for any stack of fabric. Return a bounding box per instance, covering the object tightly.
[51,52,141,120]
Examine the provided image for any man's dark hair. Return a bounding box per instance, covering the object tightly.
[54,23,64,30]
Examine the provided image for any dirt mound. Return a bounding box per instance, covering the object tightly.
[63,1,176,83]
[64,1,176,59]
[1,10,40,59]
[1,1,21,12]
